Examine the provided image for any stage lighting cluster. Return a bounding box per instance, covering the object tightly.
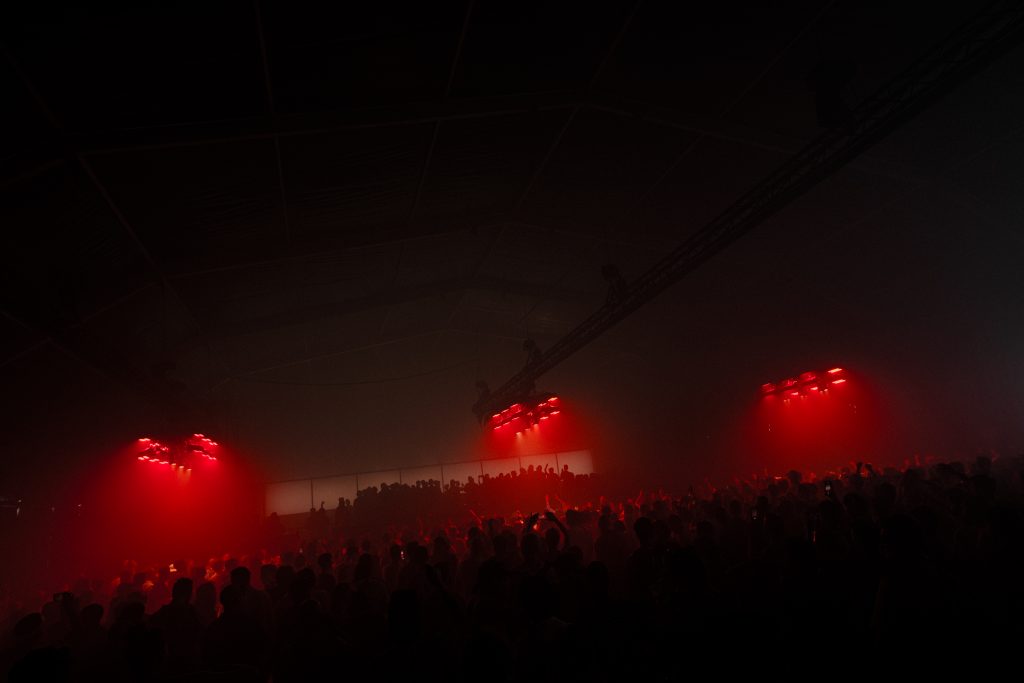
[189,434,218,459]
[136,433,221,471]
[760,367,847,399]
[137,438,177,467]
[488,394,561,433]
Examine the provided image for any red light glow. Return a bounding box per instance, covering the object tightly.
[828,368,843,374]
[831,378,847,385]
[87,435,259,575]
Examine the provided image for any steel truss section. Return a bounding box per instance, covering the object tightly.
[475,1,1024,421]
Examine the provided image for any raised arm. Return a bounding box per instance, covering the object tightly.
[543,510,569,549]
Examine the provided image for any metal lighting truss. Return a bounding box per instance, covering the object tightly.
[475,1,1024,420]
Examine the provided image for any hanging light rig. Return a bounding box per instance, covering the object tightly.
[760,367,848,400]
[488,394,561,434]
[135,433,219,472]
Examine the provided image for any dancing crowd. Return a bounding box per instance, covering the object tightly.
[3,455,1024,680]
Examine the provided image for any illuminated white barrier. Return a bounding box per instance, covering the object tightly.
[265,450,594,516]
[265,480,315,517]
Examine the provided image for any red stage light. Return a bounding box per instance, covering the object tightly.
[760,366,850,397]
[540,415,550,421]
[139,437,151,442]
[137,456,145,461]
[550,410,561,415]
[159,460,168,465]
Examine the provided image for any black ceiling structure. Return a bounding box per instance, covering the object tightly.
[476,1,1024,419]
[3,1,1024,484]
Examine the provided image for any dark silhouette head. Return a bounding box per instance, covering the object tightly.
[219,584,242,614]
[81,603,104,628]
[13,613,43,641]
[195,579,216,600]
[229,565,251,589]
[260,563,276,589]
[171,577,194,604]
[634,516,655,544]
[317,552,333,573]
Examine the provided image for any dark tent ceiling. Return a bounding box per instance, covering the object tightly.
[3,1,1024,489]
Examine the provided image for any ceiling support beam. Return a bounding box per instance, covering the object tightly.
[476,0,1024,420]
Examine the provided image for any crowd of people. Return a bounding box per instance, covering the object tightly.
[293,465,602,540]
[3,454,1024,679]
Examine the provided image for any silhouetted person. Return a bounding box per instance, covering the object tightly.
[150,577,202,673]
[275,567,336,681]
[194,581,218,629]
[202,584,266,677]
[316,552,336,593]
[231,565,274,638]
